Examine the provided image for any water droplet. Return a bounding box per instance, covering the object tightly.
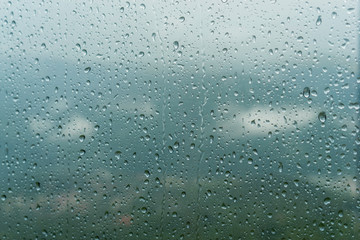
[338,210,343,217]
[173,41,179,50]
[84,67,91,73]
[278,162,283,173]
[35,182,41,191]
[248,158,253,164]
[115,151,122,160]
[79,135,85,142]
[318,112,326,123]
[303,87,310,98]
[168,146,173,153]
[1,195,6,201]
[316,16,322,26]
[324,197,331,205]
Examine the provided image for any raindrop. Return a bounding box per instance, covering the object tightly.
[84,67,91,73]
[79,135,85,142]
[1,195,6,201]
[115,151,122,160]
[35,182,41,191]
[323,197,331,205]
[303,87,310,98]
[316,16,322,26]
[278,162,283,173]
[318,112,326,123]
[173,41,179,50]
[338,210,343,217]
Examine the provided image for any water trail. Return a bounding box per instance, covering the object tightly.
[151,3,168,239]
[194,2,208,238]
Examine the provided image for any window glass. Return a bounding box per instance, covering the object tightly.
[1,0,359,239]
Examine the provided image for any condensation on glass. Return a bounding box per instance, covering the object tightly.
[0,0,359,239]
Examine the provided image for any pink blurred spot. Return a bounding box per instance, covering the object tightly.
[119,214,133,226]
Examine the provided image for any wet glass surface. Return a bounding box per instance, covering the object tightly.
[0,1,359,239]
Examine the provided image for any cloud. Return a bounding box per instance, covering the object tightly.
[219,105,318,137]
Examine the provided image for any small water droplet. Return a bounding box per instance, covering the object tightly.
[84,67,91,73]
[316,16,322,26]
[1,195,6,201]
[79,135,85,142]
[115,151,122,160]
[278,162,283,173]
[303,87,310,98]
[173,41,179,50]
[338,210,343,217]
[318,112,326,123]
[35,182,41,191]
[168,146,173,153]
[324,197,331,205]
